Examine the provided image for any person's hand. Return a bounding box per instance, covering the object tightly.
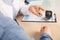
[29,5,45,17]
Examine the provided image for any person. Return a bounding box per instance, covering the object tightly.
[0,0,53,40]
[0,0,44,19]
[40,26,53,40]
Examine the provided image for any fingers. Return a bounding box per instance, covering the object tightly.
[39,6,45,11]
[34,12,42,17]
[34,6,45,11]
[29,6,42,17]
[28,5,45,17]
[36,12,42,17]
[29,6,36,14]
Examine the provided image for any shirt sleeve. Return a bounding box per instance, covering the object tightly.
[20,5,30,15]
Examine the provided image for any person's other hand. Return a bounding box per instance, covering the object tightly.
[29,5,45,17]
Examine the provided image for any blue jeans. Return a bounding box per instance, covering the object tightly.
[0,11,53,40]
[0,12,31,40]
[40,33,53,40]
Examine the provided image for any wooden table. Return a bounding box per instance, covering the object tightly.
[16,13,60,40]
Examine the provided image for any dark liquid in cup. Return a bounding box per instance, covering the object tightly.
[45,10,52,19]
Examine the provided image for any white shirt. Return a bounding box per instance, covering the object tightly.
[0,0,26,19]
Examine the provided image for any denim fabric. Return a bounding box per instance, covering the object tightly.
[40,33,53,40]
[0,12,30,40]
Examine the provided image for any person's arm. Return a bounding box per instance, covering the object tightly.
[15,0,45,17]
[19,5,45,17]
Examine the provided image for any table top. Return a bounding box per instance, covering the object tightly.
[16,13,60,40]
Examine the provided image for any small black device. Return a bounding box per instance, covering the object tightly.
[25,0,29,5]
[45,10,52,19]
